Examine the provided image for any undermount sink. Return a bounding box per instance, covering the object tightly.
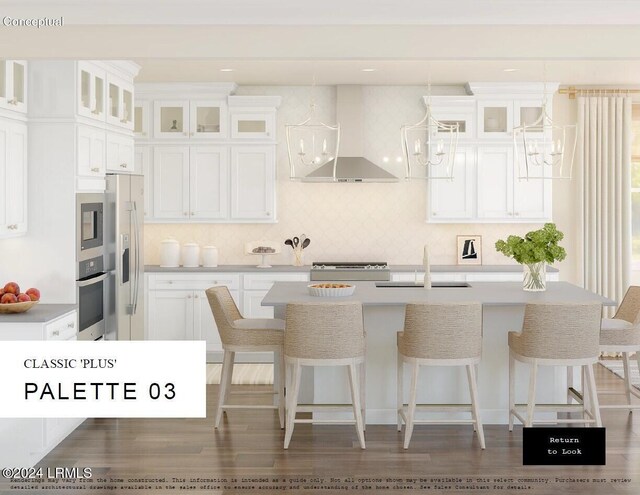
[375,281,471,288]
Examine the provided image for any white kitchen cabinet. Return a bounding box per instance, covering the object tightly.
[106,74,134,131]
[477,146,513,219]
[106,132,134,173]
[153,100,190,138]
[189,100,228,139]
[0,309,81,468]
[189,146,229,219]
[230,145,275,220]
[146,274,240,352]
[134,100,150,138]
[230,111,275,140]
[0,60,27,113]
[153,146,189,219]
[429,147,475,221]
[77,125,106,178]
[77,61,106,122]
[476,145,550,221]
[0,120,27,237]
[477,100,513,139]
[242,272,309,319]
[135,146,152,216]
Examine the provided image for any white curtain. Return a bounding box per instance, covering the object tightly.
[578,96,632,315]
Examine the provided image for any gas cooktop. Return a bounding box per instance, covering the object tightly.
[310,262,390,281]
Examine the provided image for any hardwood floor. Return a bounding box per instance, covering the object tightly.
[6,364,640,493]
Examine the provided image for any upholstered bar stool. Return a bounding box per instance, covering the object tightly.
[509,302,603,429]
[397,302,485,450]
[568,286,640,411]
[206,286,286,429]
[283,302,366,450]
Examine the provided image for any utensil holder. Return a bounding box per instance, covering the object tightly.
[292,247,304,266]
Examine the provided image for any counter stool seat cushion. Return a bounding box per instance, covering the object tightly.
[222,318,284,346]
[600,318,640,346]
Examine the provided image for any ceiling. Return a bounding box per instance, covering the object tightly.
[2,1,640,86]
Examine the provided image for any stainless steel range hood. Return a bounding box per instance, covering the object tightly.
[302,85,398,183]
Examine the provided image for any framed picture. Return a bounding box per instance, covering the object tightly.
[457,235,482,265]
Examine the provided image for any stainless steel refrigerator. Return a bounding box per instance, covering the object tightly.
[105,174,144,341]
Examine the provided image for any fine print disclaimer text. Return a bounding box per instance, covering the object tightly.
[1,475,635,492]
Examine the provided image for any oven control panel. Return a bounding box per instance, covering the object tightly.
[78,255,104,280]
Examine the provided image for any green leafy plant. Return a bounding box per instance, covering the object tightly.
[495,223,567,265]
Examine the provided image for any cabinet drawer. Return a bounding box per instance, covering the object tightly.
[45,312,77,340]
[243,272,309,290]
[149,273,240,291]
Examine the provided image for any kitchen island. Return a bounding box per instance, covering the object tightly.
[262,281,614,425]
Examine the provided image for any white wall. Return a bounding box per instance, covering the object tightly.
[144,85,554,271]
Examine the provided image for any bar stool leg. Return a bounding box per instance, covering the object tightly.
[508,351,515,432]
[525,361,538,427]
[403,362,419,449]
[582,365,590,423]
[359,360,366,430]
[284,362,302,449]
[277,349,286,429]
[348,362,366,449]
[466,364,485,449]
[566,365,574,404]
[397,351,403,432]
[215,350,235,429]
[585,363,602,427]
[622,352,633,409]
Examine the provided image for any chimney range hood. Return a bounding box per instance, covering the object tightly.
[302,85,398,183]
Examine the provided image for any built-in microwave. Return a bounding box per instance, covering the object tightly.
[76,194,104,263]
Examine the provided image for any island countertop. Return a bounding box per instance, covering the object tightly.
[262,281,614,307]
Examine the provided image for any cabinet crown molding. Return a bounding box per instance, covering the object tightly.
[136,82,238,98]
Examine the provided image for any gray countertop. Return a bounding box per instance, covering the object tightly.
[262,281,613,307]
[145,264,558,273]
[0,304,77,324]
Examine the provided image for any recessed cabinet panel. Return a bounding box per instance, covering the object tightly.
[77,62,106,121]
[477,146,513,219]
[77,126,105,177]
[478,101,513,138]
[134,101,150,138]
[189,147,229,219]
[153,146,189,219]
[147,291,192,340]
[5,123,27,233]
[134,146,152,217]
[154,100,189,138]
[106,133,134,173]
[429,148,474,220]
[0,124,7,236]
[189,100,228,138]
[0,60,27,113]
[231,112,274,139]
[230,146,275,220]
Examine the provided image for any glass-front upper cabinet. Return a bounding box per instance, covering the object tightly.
[153,100,189,138]
[77,62,106,121]
[106,74,134,130]
[514,99,550,138]
[477,100,513,138]
[0,60,28,113]
[189,100,228,139]
[230,111,275,139]
[134,101,150,138]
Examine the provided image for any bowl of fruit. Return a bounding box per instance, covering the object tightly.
[308,283,356,297]
[0,282,40,314]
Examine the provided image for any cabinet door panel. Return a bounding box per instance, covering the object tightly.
[0,123,7,234]
[242,290,274,319]
[5,122,27,232]
[429,147,474,220]
[189,100,228,139]
[147,290,192,340]
[477,146,513,219]
[77,126,105,177]
[189,146,229,219]
[230,146,275,220]
[153,147,189,219]
[135,146,152,217]
[154,100,189,138]
[513,173,550,220]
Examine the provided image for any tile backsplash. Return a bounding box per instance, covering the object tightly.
[143,85,541,267]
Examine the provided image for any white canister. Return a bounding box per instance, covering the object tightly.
[182,243,201,267]
[202,246,219,268]
[160,238,180,268]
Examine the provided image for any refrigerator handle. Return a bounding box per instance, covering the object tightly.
[132,200,141,314]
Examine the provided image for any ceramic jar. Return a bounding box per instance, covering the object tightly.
[160,238,180,267]
[181,243,201,267]
[202,246,219,267]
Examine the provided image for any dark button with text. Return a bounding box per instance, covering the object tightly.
[523,427,606,465]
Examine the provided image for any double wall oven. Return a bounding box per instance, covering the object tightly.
[76,194,107,341]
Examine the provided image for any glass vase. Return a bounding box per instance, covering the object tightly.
[292,247,304,267]
[523,262,546,292]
